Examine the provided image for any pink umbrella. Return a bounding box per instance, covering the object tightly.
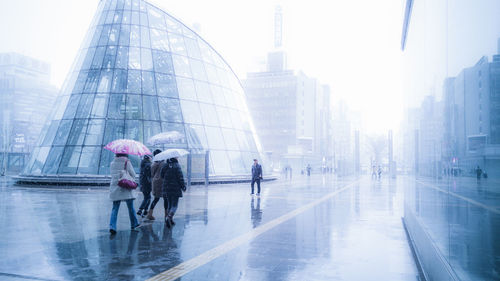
[104,139,151,156]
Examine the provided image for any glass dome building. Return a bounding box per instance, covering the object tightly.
[18,0,264,183]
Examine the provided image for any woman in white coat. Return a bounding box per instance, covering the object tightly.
[109,153,140,234]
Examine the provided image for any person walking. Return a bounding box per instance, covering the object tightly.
[161,157,186,228]
[147,149,166,220]
[377,166,382,179]
[476,166,483,180]
[109,153,140,235]
[306,164,311,176]
[137,155,152,218]
[251,159,263,195]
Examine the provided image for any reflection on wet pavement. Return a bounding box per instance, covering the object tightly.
[0,175,420,280]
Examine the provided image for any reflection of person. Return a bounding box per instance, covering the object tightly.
[137,155,152,218]
[306,164,311,176]
[148,149,165,220]
[251,159,263,195]
[161,157,186,228]
[109,153,140,235]
[251,197,262,228]
[476,166,482,180]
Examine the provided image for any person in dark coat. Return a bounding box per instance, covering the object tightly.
[137,155,152,217]
[251,159,263,195]
[161,157,186,228]
[476,166,483,180]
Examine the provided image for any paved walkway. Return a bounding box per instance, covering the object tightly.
[0,175,420,281]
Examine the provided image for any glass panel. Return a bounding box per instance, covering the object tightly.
[115,46,128,69]
[52,120,73,146]
[67,119,89,146]
[81,47,96,70]
[144,121,161,144]
[190,58,208,81]
[126,94,142,119]
[89,25,103,47]
[235,130,249,151]
[221,128,240,150]
[128,46,141,69]
[54,95,70,120]
[42,120,60,146]
[161,122,188,148]
[75,94,94,119]
[199,103,219,126]
[141,48,153,71]
[227,151,245,174]
[126,69,141,94]
[102,46,117,69]
[112,8,123,23]
[210,84,226,107]
[125,120,143,142]
[91,94,109,118]
[246,132,258,151]
[185,124,207,150]
[172,54,191,77]
[210,150,231,175]
[97,69,112,93]
[112,69,127,92]
[142,95,160,120]
[83,69,100,93]
[85,119,105,145]
[59,146,82,174]
[129,24,140,46]
[73,71,89,93]
[131,0,139,11]
[205,63,221,85]
[121,9,131,24]
[169,33,188,56]
[140,12,148,27]
[184,37,201,60]
[147,6,166,30]
[156,73,177,98]
[42,147,64,174]
[152,50,174,74]
[30,147,50,175]
[141,71,156,95]
[176,76,197,100]
[158,97,183,123]
[118,24,130,46]
[98,25,111,45]
[205,126,225,150]
[140,26,150,49]
[194,80,213,104]
[98,149,114,175]
[24,147,39,174]
[165,15,183,34]
[103,119,125,145]
[215,106,232,128]
[223,88,237,109]
[229,109,243,129]
[150,28,170,51]
[62,95,81,120]
[108,24,120,45]
[124,0,131,10]
[180,100,202,124]
[78,146,100,174]
[199,40,215,65]
[107,94,126,119]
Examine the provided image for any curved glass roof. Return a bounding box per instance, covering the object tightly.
[23,0,263,177]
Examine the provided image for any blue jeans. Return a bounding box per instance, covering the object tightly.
[109,199,139,231]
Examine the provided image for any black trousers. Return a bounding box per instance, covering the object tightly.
[251,178,261,194]
[150,196,167,210]
[139,191,151,211]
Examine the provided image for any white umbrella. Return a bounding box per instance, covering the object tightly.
[148,131,184,146]
[153,149,189,162]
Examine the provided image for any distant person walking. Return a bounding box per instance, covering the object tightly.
[306,164,311,176]
[137,155,152,218]
[377,166,382,179]
[109,153,140,235]
[251,159,263,195]
[161,157,186,228]
[476,166,483,180]
[147,149,166,220]
[371,166,377,179]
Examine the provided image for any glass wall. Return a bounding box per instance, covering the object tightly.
[402,0,500,280]
[23,0,264,177]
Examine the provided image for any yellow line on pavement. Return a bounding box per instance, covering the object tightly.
[146,180,360,281]
[416,180,500,215]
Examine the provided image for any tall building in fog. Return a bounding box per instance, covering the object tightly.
[0,53,58,153]
[243,6,331,170]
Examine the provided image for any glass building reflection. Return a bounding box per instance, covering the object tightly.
[21,0,263,182]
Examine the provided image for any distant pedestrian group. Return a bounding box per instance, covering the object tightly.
[108,149,186,235]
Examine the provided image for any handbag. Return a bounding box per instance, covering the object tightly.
[118,161,138,190]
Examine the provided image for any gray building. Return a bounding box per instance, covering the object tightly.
[0,53,58,172]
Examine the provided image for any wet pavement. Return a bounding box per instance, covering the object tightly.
[0,175,420,281]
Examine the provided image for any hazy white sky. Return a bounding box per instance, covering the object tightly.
[0,0,405,134]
